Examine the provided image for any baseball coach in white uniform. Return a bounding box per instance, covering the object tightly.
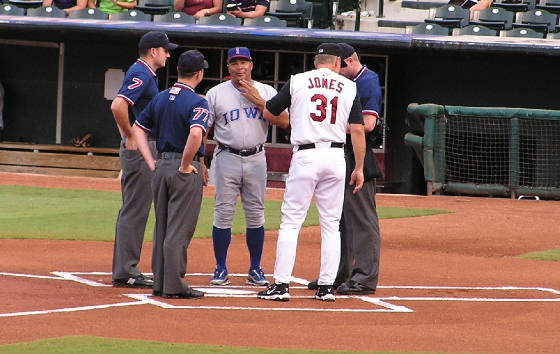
[255,43,366,302]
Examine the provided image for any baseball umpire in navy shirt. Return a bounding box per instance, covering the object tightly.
[111,31,178,288]
[132,50,210,299]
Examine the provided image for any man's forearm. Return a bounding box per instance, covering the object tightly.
[132,124,154,169]
[111,98,132,138]
[350,123,365,170]
[180,128,203,171]
[263,108,290,129]
[363,114,377,133]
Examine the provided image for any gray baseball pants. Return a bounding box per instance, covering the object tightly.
[112,139,156,281]
[212,149,266,229]
[151,158,203,295]
[335,179,380,290]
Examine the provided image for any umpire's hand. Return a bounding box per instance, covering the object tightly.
[350,169,364,194]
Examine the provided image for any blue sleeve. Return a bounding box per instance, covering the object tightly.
[188,97,209,134]
[358,73,382,116]
[117,71,152,106]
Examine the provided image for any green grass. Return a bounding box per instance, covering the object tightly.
[520,249,560,261]
[377,206,450,219]
[0,336,460,354]
[0,185,449,242]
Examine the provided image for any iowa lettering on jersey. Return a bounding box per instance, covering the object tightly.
[307,77,344,93]
[221,107,262,125]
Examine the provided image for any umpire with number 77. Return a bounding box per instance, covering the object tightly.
[132,50,209,299]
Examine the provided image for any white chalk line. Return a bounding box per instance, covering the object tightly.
[0,272,66,280]
[125,293,405,313]
[1,271,559,317]
[0,300,149,318]
[51,271,111,287]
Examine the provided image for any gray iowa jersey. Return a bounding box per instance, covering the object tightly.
[206,80,278,150]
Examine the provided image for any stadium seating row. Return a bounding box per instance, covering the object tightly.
[376,0,560,37]
[412,3,560,37]
[0,4,294,26]
[0,0,331,27]
[407,21,560,38]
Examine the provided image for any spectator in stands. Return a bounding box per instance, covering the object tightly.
[88,0,137,15]
[467,0,492,18]
[173,0,223,20]
[42,0,87,14]
[225,0,269,19]
[449,0,493,19]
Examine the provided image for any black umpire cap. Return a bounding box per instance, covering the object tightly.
[316,43,343,57]
[138,31,179,50]
[178,50,209,73]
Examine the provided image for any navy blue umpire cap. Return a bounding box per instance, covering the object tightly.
[338,43,355,67]
[139,31,179,50]
[178,50,209,73]
[227,47,252,62]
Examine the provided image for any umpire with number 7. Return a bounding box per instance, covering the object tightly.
[132,50,209,299]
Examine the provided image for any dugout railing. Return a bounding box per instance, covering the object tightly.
[404,103,560,199]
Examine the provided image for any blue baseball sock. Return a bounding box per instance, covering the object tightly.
[212,226,231,269]
[246,226,265,270]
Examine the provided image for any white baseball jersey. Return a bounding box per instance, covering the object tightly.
[206,80,278,150]
[267,67,361,146]
[265,66,363,287]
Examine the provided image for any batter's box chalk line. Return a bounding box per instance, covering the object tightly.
[1,271,559,317]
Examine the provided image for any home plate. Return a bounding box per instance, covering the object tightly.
[194,287,256,296]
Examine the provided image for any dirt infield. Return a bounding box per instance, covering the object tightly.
[1,172,559,354]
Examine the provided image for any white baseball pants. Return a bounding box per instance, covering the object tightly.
[273,144,346,285]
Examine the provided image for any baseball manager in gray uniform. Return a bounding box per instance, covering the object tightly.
[205,46,288,286]
[110,31,178,288]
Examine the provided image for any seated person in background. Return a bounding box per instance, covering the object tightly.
[88,0,137,15]
[448,0,493,19]
[174,0,223,19]
[225,0,269,19]
[42,0,87,14]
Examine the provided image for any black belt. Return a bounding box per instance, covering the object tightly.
[298,142,344,150]
[159,152,204,161]
[218,143,264,157]
[159,152,183,159]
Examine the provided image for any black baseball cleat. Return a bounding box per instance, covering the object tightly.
[112,274,153,288]
[163,288,204,299]
[315,285,335,302]
[152,290,163,297]
[257,283,290,301]
[307,280,318,290]
[336,280,376,295]
[308,279,342,291]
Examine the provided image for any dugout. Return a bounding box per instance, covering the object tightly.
[1,16,560,194]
